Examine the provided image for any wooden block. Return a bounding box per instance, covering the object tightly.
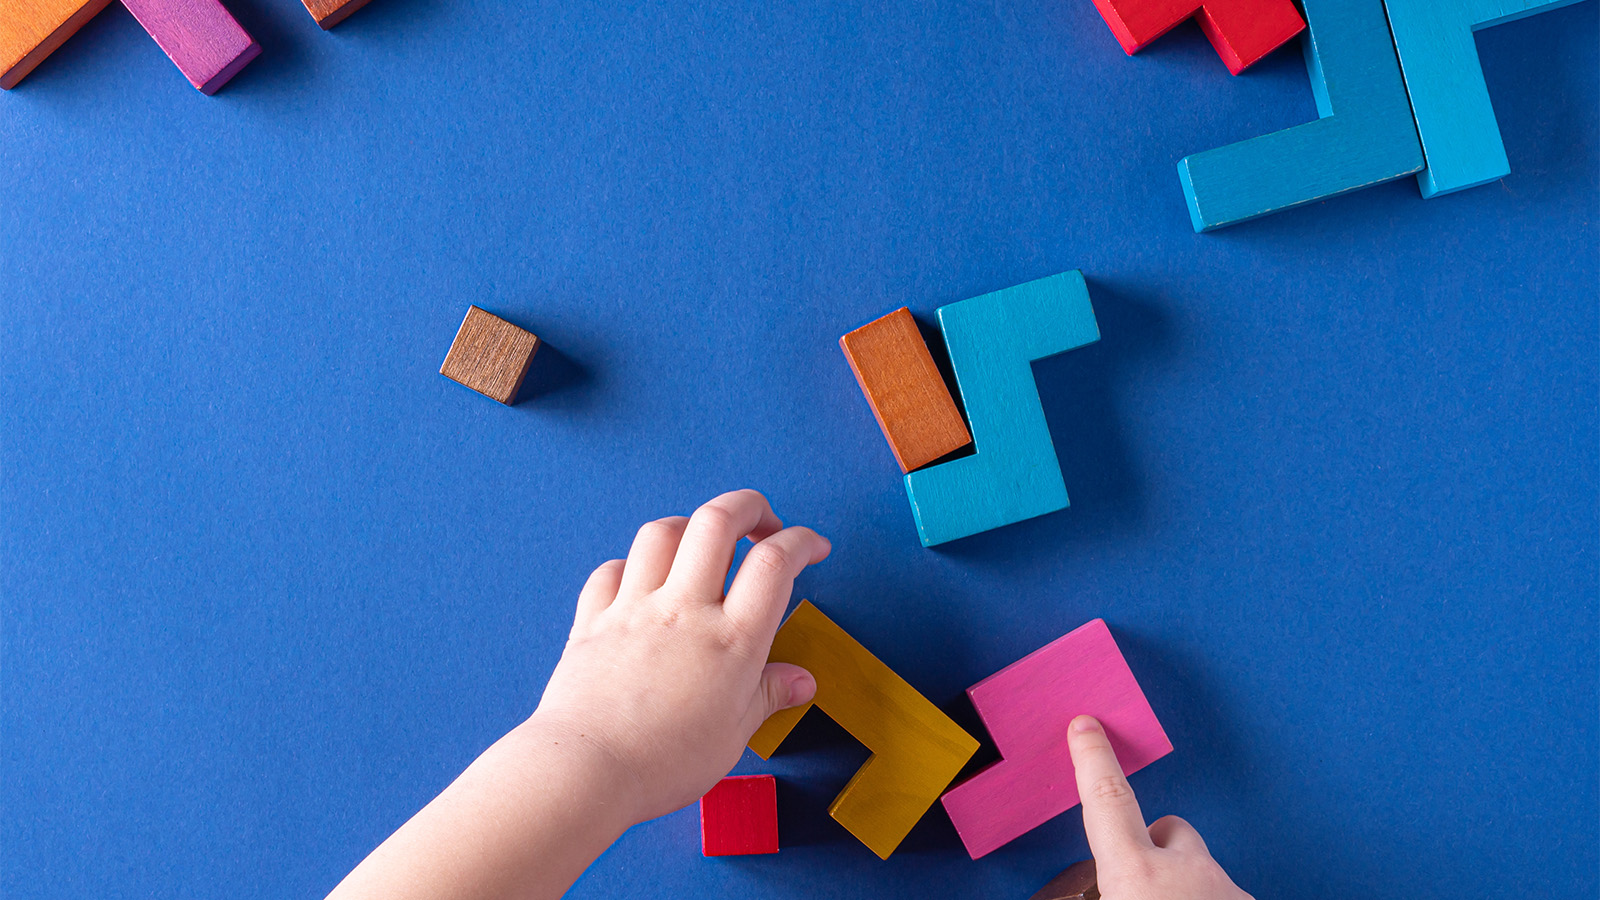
[699,774,779,856]
[1,0,114,90]
[1029,860,1100,900]
[941,620,1172,859]
[300,0,374,29]
[1175,0,1424,232]
[1385,0,1586,198]
[440,306,541,405]
[839,307,973,473]
[748,601,979,860]
[1090,0,1306,74]
[902,271,1099,547]
[120,0,260,95]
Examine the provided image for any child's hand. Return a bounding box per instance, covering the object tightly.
[528,489,831,825]
[1067,716,1254,900]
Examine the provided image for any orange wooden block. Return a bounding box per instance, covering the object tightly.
[1,0,113,90]
[440,306,541,405]
[300,0,374,29]
[840,308,972,473]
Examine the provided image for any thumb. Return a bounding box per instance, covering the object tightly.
[748,662,816,728]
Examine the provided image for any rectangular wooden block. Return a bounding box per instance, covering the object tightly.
[1,0,113,90]
[1090,0,1306,74]
[940,619,1172,859]
[300,0,374,29]
[440,306,541,405]
[120,0,260,95]
[700,774,779,856]
[903,271,1099,547]
[1176,0,1424,231]
[840,307,972,473]
[1385,0,1587,198]
[748,601,979,860]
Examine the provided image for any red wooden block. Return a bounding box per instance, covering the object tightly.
[1089,0,1306,74]
[699,775,779,856]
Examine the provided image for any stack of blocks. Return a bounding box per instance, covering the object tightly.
[842,271,1100,547]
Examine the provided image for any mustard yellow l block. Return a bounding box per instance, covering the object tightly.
[749,601,979,859]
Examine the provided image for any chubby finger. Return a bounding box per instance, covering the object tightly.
[572,559,625,634]
[738,662,817,739]
[1147,815,1210,855]
[617,516,689,601]
[666,490,785,600]
[723,526,831,636]
[1069,715,1154,860]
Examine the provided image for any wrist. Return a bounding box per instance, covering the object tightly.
[506,711,646,832]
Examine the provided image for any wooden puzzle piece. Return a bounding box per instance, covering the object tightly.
[1090,0,1306,74]
[1030,860,1100,900]
[748,601,979,859]
[300,0,374,29]
[940,619,1172,859]
[1176,0,1424,232]
[1,0,113,90]
[120,0,259,94]
[440,306,542,405]
[1384,0,1587,198]
[901,271,1099,547]
[699,774,779,856]
[840,307,973,473]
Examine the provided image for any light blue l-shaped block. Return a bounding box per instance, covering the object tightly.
[1385,0,1587,198]
[1177,0,1425,232]
[904,271,1100,547]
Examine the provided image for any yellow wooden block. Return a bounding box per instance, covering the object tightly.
[749,600,979,859]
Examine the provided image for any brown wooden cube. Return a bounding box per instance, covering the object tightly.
[440,306,541,405]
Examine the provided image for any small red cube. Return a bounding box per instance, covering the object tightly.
[699,774,779,856]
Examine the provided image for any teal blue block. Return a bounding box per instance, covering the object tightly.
[1385,0,1587,199]
[1176,0,1425,232]
[903,271,1100,547]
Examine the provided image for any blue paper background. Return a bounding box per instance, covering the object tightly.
[2,1,1596,897]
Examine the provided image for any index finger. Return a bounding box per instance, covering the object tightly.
[665,490,785,599]
[1069,715,1155,860]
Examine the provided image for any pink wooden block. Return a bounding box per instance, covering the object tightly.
[119,0,258,94]
[940,619,1172,859]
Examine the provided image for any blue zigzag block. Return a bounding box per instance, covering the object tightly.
[904,272,1100,547]
[1385,0,1587,199]
[1177,0,1425,232]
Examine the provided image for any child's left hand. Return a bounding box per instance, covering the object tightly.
[530,489,832,823]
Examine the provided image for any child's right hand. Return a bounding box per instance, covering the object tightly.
[1067,715,1254,900]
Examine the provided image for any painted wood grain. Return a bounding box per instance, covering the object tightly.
[840,307,972,473]
[1385,0,1587,198]
[940,619,1172,859]
[748,601,979,860]
[902,271,1099,547]
[119,0,259,94]
[300,0,374,29]
[1090,0,1306,74]
[1,0,113,90]
[1176,0,1425,232]
[699,775,779,856]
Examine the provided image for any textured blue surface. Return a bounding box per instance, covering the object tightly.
[905,271,1099,546]
[1176,0,1423,231]
[1387,0,1588,197]
[1,1,1595,898]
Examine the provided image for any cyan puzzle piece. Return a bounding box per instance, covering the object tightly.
[1177,0,1424,232]
[903,272,1099,547]
[1385,0,1587,198]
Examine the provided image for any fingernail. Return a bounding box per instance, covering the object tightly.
[1072,715,1102,734]
[786,673,816,706]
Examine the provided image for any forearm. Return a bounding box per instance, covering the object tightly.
[326,716,638,900]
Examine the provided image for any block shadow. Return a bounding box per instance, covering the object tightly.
[515,342,594,408]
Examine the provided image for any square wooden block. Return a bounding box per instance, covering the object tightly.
[699,774,779,856]
[440,306,541,405]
